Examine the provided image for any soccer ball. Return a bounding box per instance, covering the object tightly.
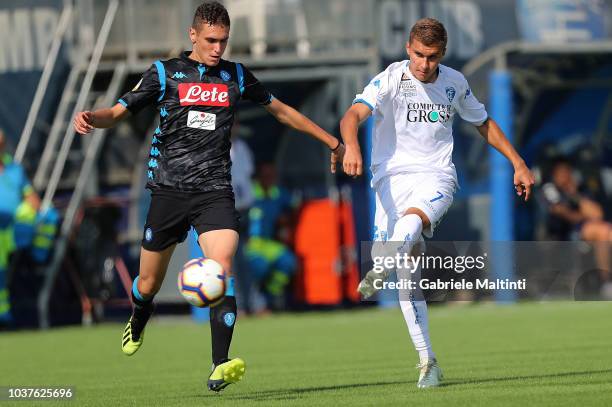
[178,258,227,307]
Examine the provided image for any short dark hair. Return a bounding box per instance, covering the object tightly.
[409,18,447,49]
[192,1,230,30]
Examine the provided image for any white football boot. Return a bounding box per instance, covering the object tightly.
[416,358,443,388]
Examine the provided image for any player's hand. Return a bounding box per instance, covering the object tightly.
[330,143,345,174]
[73,111,95,135]
[513,164,535,202]
[343,145,363,177]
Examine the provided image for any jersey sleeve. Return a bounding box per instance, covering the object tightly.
[118,62,163,114]
[352,70,389,113]
[455,78,488,126]
[239,64,273,106]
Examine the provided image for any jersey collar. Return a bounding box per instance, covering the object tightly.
[181,51,202,66]
[181,51,219,68]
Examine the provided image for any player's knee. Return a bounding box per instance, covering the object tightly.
[211,257,233,275]
[137,274,162,297]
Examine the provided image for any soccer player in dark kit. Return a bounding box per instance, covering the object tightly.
[74,1,343,392]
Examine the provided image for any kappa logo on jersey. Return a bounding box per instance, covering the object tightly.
[446,87,456,103]
[465,88,472,99]
[178,83,230,107]
[172,71,187,79]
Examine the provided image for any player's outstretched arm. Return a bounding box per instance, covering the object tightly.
[264,97,341,159]
[73,103,130,135]
[477,118,535,201]
[265,98,344,173]
[338,103,371,177]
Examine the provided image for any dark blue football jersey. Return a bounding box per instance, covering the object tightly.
[119,51,272,192]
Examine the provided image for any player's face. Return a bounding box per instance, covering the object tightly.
[406,38,445,83]
[189,23,230,66]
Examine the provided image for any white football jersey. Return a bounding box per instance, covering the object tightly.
[354,60,488,186]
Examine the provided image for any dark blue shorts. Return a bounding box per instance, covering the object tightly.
[142,188,240,251]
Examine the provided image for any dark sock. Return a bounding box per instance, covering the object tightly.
[210,295,237,366]
[130,290,154,341]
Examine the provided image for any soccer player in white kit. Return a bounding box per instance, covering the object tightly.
[335,18,535,388]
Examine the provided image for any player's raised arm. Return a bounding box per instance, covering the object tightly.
[73,103,130,135]
[238,63,342,171]
[456,75,534,201]
[476,118,535,201]
[339,103,371,177]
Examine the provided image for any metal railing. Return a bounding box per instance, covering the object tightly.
[33,63,83,190]
[14,5,74,164]
[40,0,119,212]
[38,62,127,329]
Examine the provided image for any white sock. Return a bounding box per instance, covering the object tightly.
[390,214,423,254]
[399,299,435,362]
[398,263,435,363]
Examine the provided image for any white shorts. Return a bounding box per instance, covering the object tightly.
[373,172,456,240]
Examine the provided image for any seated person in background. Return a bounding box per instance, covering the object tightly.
[246,163,297,309]
[0,130,41,325]
[540,157,611,294]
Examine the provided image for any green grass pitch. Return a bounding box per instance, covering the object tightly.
[1,302,611,406]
